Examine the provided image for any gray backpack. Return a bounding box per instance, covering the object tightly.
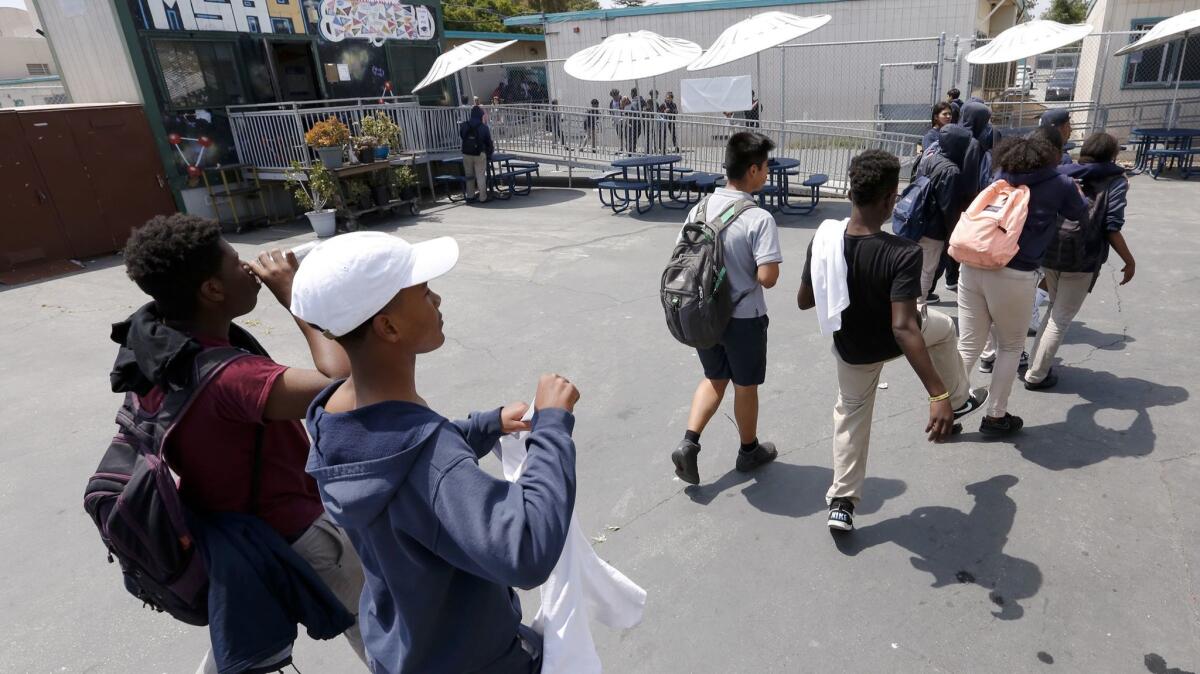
[661,196,756,348]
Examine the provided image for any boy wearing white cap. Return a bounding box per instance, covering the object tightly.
[290,232,580,674]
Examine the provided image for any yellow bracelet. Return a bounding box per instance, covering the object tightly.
[928,392,951,403]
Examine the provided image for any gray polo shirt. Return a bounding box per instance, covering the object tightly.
[683,187,783,319]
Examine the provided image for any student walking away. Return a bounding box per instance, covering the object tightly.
[669,132,782,485]
[546,99,567,148]
[946,88,963,122]
[102,214,367,672]
[798,150,986,531]
[745,91,762,128]
[660,91,680,152]
[290,232,580,674]
[629,87,647,153]
[460,105,495,203]
[1025,132,1135,390]
[585,98,600,152]
[953,134,1089,436]
[1039,109,1074,165]
[913,125,971,304]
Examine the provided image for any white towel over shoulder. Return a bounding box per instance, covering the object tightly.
[811,218,850,335]
[494,408,646,674]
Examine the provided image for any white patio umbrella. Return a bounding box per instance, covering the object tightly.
[563,30,702,81]
[1113,9,1200,127]
[687,12,831,71]
[966,20,1093,65]
[412,39,517,93]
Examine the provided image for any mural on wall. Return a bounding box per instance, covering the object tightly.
[137,0,308,34]
[159,110,237,183]
[319,0,436,46]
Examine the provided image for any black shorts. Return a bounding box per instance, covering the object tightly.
[695,315,769,386]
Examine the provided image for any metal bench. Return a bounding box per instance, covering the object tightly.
[1145,148,1200,180]
[490,166,538,198]
[434,174,472,202]
[596,177,654,214]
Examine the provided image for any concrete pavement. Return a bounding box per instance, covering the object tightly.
[1,176,1197,673]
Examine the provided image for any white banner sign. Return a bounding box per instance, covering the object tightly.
[680,76,752,114]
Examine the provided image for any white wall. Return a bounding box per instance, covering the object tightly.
[0,36,55,80]
[0,81,65,107]
[29,0,141,104]
[539,0,981,123]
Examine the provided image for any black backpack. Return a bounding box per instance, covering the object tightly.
[661,196,757,349]
[462,122,482,155]
[1041,176,1117,274]
[83,347,263,626]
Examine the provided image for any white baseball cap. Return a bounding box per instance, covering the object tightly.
[290,232,459,337]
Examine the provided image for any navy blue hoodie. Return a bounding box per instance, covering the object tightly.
[916,124,971,240]
[996,166,1090,271]
[1059,161,1129,267]
[959,102,992,201]
[461,105,495,157]
[305,384,577,674]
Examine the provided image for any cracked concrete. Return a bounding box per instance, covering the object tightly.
[1,177,1198,673]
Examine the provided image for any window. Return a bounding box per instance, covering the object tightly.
[271,17,294,33]
[165,7,184,30]
[246,16,261,32]
[43,93,69,105]
[1125,20,1200,88]
[12,99,24,107]
[153,40,246,109]
[26,63,50,76]
[244,0,255,6]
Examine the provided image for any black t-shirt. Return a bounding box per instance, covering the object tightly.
[802,231,923,364]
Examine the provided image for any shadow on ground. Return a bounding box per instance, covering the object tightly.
[1016,367,1188,470]
[685,461,906,519]
[834,474,1041,621]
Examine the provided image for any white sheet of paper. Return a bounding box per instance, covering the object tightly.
[337,64,351,82]
[680,76,752,114]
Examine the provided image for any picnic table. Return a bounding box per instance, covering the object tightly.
[597,154,682,214]
[756,157,827,215]
[1129,128,1200,176]
[438,153,540,201]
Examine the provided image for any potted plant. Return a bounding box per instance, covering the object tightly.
[285,161,340,237]
[344,177,373,211]
[305,116,350,169]
[370,169,392,206]
[359,112,401,159]
[352,135,379,164]
[390,165,419,201]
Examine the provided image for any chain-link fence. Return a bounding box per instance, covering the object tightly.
[960,31,1200,139]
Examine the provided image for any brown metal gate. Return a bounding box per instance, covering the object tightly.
[0,103,176,275]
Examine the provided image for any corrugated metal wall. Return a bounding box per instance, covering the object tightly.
[29,0,141,104]
[538,0,980,122]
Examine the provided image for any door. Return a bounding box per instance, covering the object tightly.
[18,110,112,259]
[0,112,72,271]
[65,106,176,250]
[268,41,321,102]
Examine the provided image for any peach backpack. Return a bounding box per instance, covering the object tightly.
[949,180,1031,269]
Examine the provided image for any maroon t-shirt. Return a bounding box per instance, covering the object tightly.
[139,337,323,540]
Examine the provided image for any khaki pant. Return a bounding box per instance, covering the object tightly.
[957,264,1039,417]
[197,513,368,673]
[1026,269,1094,383]
[463,153,489,202]
[918,237,944,303]
[827,309,969,505]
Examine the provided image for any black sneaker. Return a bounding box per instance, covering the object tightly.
[735,441,777,473]
[946,283,958,292]
[978,358,994,374]
[671,439,701,485]
[1019,351,1030,371]
[953,387,989,419]
[1024,369,1058,391]
[828,498,855,531]
[980,413,1024,437]
[926,292,941,303]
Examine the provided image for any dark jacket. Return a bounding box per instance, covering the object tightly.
[305,384,577,674]
[1059,161,1129,266]
[959,102,992,203]
[195,513,355,674]
[916,124,971,241]
[921,127,941,152]
[460,106,494,157]
[996,165,1090,271]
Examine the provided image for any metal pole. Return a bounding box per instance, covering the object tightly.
[878,64,885,124]
[934,32,945,105]
[1018,56,1027,127]
[1170,31,1191,129]
[780,46,786,123]
[1094,33,1111,134]
[951,35,961,93]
